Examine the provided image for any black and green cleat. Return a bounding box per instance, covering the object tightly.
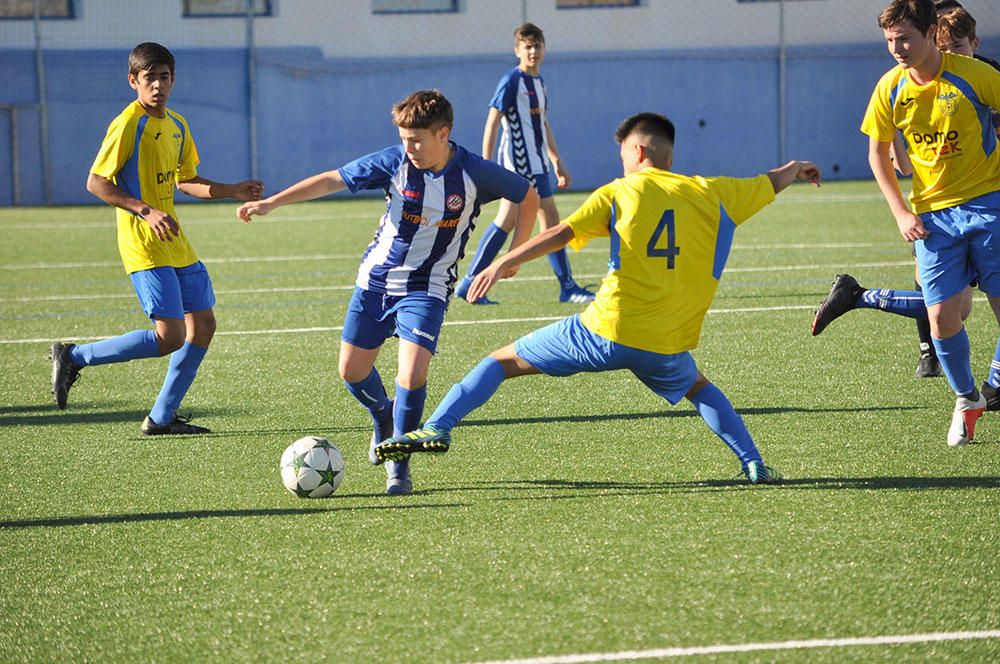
[375,426,451,462]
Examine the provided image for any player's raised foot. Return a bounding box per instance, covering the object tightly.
[50,342,82,410]
[559,283,596,304]
[981,381,1000,412]
[947,392,987,447]
[368,400,394,466]
[385,457,412,496]
[141,414,211,436]
[915,347,943,378]
[811,274,864,336]
[375,426,451,462]
[742,460,781,485]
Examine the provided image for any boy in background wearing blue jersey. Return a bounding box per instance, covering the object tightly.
[454,23,595,305]
[50,42,263,435]
[237,90,539,495]
[377,113,821,485]
[859,0,1000,446]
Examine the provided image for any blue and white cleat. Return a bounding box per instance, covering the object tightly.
[559,283,596,304]
[376,426,451,462]
[742,460,781,485]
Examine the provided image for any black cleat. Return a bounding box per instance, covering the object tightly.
[375,427,451,462]
[141,414,211,435]
[915,350,943,378]
[811,274,864,336]
[981,381,1000,412]
[50,342,82,410]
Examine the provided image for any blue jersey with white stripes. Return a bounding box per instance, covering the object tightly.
[490,66,550,177]
[339,143,530,301]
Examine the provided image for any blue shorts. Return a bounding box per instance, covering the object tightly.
[342,287,448,354]
[528,173,554,199]
[129,261,215,320]
[916,190,1000,305]
[514,315,699,405]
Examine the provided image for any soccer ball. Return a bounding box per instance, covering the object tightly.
[280,436,345,498]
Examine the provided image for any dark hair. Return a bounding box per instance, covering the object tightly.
[878,0,938,36]
[937,7,976,45]
[933,0,962,13]
[614,112,676,146]
[391,89,453,130]
[514,22,545,45]
[128,42,175,77]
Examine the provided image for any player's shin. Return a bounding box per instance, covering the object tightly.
[426,356,507,432]
[689,383,762,466]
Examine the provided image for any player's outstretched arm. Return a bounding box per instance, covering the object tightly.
[867,138,927,242]
[237,170,346,223]
[87,172,179,242]
[467,221,574,302]
[766,160,821,194]
[177,176,264,201]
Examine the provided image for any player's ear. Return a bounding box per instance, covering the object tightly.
[128,73,138,91]
[972,36,980,51]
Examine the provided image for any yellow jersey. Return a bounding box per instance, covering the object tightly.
[861,52,1000,214]
[565,168,775,354]
[91,100,200,273]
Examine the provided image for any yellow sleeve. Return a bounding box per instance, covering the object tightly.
[90,114,135,179]
[177,118,200,181]
[704,174,775,225]
[564,183,616,251]
[860,76,897,143]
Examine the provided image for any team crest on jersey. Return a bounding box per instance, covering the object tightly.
[937,91,960,117]
[446,193,465,212]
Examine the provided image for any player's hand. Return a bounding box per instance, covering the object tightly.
[233,180,264,202]
[555,162,572,190]
[144,208,180,242]
[895,210,928,242]
[467,266,502,302]
[794,161,821,187]
[237,200,274,224]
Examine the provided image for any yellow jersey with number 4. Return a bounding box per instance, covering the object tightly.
[91,101,200,273]
[564,168,775,354]
[861,52,1000,214]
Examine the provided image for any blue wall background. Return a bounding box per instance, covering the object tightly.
[1,40,997,207]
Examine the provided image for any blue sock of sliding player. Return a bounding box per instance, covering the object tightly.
[689,382,762,467]
[426,357,506,432]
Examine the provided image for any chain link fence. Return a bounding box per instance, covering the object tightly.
[2,0,998,205]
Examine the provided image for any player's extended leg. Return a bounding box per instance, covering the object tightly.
[811,273,927,337]
[537,197,594,304]
[454,200,518,305]
[142,310,214,435]
[375,345,539,462]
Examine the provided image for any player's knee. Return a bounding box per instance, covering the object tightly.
[156,329,186,355]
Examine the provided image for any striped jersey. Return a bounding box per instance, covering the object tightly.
[338,143,530,301]
[91,100,200,273]
[565,168,775,354]
[489,66,550,177]
[861,52,1000,213]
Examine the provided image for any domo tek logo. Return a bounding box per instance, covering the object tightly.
[910,129,962,156]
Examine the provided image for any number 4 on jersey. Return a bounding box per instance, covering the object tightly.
[647,210,680,269]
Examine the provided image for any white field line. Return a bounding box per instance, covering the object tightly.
[1,306,815,345]
[0,244,888,271]
[467,629,1000,664]
[0,260,916,304]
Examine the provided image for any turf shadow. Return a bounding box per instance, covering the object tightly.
[0,501,467,530]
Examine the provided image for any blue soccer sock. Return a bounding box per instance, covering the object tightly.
[147,342,208,425]
[547,247,575,290]
[69,329,160,366]
[688,383,762,467]
[464,224,509,279]
[426,357,507,432]
[344,368,391,422]
[855,288,926,319]
[932,328,976,396]
[987,338,1000,389]
[394,382,427,435]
